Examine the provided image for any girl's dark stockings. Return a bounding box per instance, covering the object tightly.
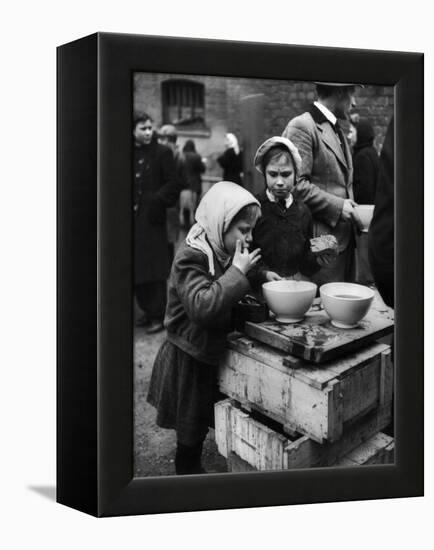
[175,440,206,475]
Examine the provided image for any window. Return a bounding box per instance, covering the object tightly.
[162,79,205,130]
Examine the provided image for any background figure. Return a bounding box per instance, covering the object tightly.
[282,83,359,285]
[180,139,206,230]
[352,118,379,285]
[347,122,358,153]
[134,114,179,333]
[368,117,394,440]
[217,132,243,186]
[158,124,188,263]
[353,118,379,204]
[369,116,394,308]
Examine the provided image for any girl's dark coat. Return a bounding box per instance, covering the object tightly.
[164,241,249,365]
[252,191,319,281]
[147,241,250,445]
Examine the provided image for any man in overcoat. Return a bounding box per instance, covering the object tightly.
[282,82,359,285]
[134,114,179,333]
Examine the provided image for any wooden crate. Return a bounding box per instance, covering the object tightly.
[216,400,394,472]
[218,334,393,443]
[227,433,394,472]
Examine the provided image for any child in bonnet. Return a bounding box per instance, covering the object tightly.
[147,181,261,475]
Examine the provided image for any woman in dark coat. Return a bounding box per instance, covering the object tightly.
[217,133,243,186]
[351,119,380,285]
[182,139,205,196]
[352,118,379,204]
[133,113,180,333]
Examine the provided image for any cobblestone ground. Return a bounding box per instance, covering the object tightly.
[133,326,228,477]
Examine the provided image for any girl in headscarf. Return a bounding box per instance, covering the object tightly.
[147,181,261,475]
[217,133,244,186]
[251,137,336,284]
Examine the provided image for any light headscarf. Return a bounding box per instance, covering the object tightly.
[186,181,260,276]
[253,136,302,176]
[226,133,240,155]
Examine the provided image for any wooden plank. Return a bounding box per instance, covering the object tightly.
[229,332,388,391]
[227,452,257,472]
[283,424,299,438]
[214,399,231,458]
[244,299,394,363]
[227,333,300,374]
[217,400,394,472]
[379,348,393,405]
[336,433,394,466]
[284,404,392,469]
[326,379,344,442]
[318,342,389,378]
[339,358,380,422]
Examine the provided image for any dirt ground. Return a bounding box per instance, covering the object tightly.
[133,326,228,477]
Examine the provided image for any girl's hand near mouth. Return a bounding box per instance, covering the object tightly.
[232,240,261,274]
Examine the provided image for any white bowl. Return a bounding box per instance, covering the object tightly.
[353,205,374,232]
[320,282,375,328]
[262,280,317,323]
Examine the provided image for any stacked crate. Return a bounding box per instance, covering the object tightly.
[215,332,394,471]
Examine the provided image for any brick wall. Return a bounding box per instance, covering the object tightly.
[260,80,393,153]
[134,72,229,176]
[134,72,394,181]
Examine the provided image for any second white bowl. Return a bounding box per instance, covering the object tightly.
[320,282,375,328]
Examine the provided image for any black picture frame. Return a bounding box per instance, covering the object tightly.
[57,32,424,517]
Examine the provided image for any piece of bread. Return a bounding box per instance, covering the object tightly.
[310,235,338,256]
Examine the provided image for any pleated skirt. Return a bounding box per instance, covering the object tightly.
[147,340,220,446]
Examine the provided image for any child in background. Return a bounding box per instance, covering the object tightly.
[179,139,206,229]
[147,181,261,475]
[251,136,335,284]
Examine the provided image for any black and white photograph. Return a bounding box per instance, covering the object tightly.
[54,30,423,519]
[5,0,431,543]
[132,72,396,477]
